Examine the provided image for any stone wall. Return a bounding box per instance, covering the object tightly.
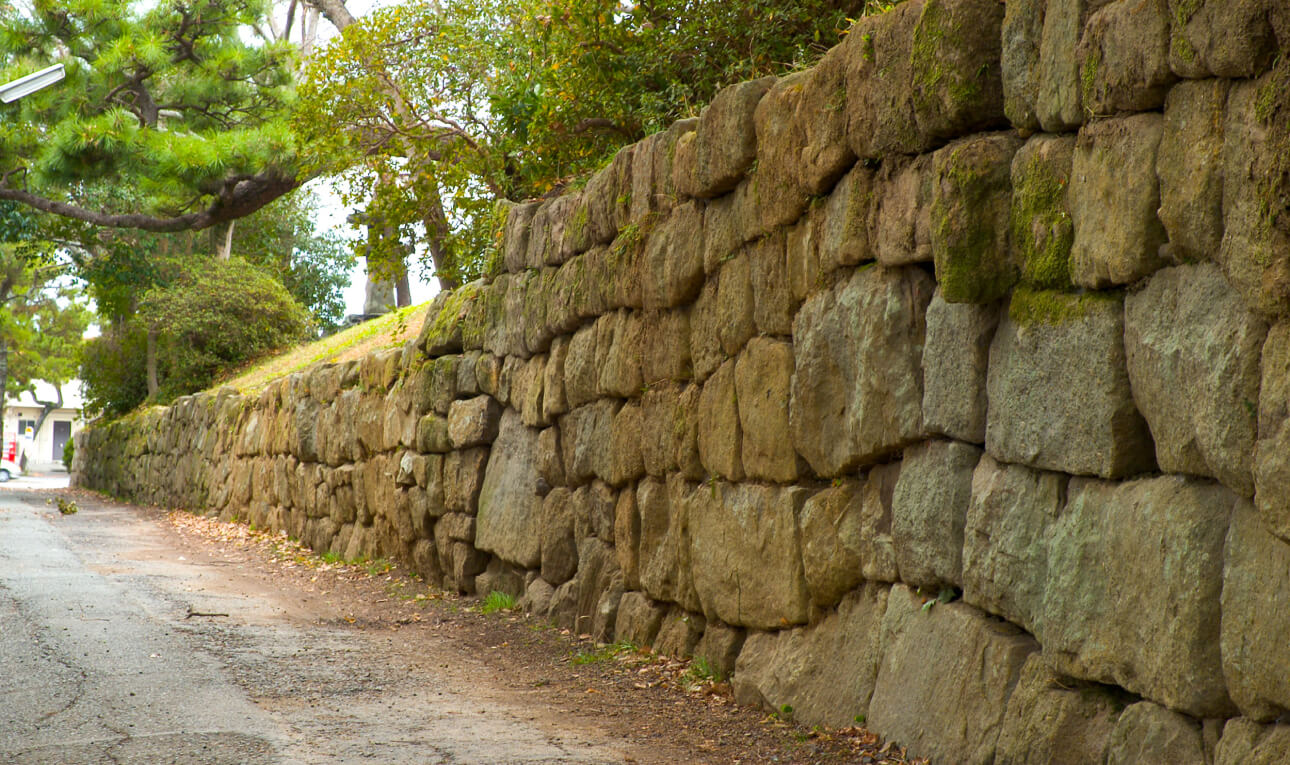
[75,0,1290,761]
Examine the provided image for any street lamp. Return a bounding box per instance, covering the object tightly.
[0,64,65,104]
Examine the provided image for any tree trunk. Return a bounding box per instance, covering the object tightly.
[215,219,235,260]
[31,385,64,444]
[0,337,7,455]
[146,327,159,398]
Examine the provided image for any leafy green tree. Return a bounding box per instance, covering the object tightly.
[0,0,300,232]
[296,0,898,286]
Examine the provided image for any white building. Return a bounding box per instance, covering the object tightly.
[4,380,84,472]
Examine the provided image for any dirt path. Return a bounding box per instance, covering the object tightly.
[1,488,918,764]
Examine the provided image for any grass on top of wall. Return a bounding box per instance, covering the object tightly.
[216,302,431,394]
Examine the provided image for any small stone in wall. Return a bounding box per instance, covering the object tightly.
[891,439,982,590]
[447,396,503,449]
[994,654,1123,765]
[1104,701,1210,765]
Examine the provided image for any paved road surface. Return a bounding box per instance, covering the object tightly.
[0,490,632,764]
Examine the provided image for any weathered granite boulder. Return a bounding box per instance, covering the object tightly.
[922,293,999,443]
[1221,502,1290,721]
[931,133,1022,304]
[1219,69,1290,317]
[987,289,1155,479]
[1105,701,1210,765]
[817,164,875,271]
[798,480,868,607]
[636,476,700,612]
[1256,322,1290,540]
[910,0,1007,143]
[749,72,811,232]
[1077,0,1174,115]
[868,585,1037,765]
[1069,114,1168,287]
[870,155,935,267]
[794,44,853,195]
[995,654,1124,765]
[892,440,982,589]
[447,395,502,449]
[1125,263,1266,495]
[562,324,599,409]
[614,591,668,648]
[697,360,743,481]
[686,76,775,198]
[687,482,810,629]
[716,253,756,358]
[845,2,922,159]
[474,410,544,568]
[1034,0,1086,132]
[596,310,643,399]
[693,622,745,680]
[612,488,640,589]
[1010,134,1075,290]
[541,338,569,423]
[442,447,488,514]
[733,584,889,728]
[1000,0,1044,131]
[641,201,705,309]
[748,231,794,336]
[1169,0,1282,79]
[539,488,577,586]
[787,210,821,307]
[653,607,705,658]
[1158,79,1229,265]
[1040,476,1236,718]
[605,402,644,487]
[559,399,620,487]
[791,266,934,477]
[734,337,799,483]
[962,454,1066,635]
[1215,718,1290,765]
[638,309,691,385]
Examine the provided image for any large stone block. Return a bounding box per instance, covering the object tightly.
[596,310,644,399]
[1105,701,1209,765]
[1256,323,1290,540]
[442,447,488,514]
[562,324,599,408]
[696,360,743,481]
[539,488,577,585]
[1001,0,1044,131]
[931,133,1023,304]
[748,231,794,336]
[1221,502,1290,721]
[638,309,691,385]
[1169,0,1283,79]
[1125,263,1266,495]
[732,584,889,728]
[688,279,722,382]
[1069,114,1168,287]
[797,478,885,607]
[605,402,644,487]
[844,3,922,159]
[559,399,619,487]
[1033,0,1089,132]
[1219,69,1290,317]
[1010,134,1075,290]
[747,73,811,233]
[640,201,704,310]
[910,0,1007,143]
[1158,79,1228,265]
[892,440,982,589]
[1076,0,1174,115]
[1215,718,1290,765]
[734,338,798,483]
[995,654,1124,765]
[614,591,668,648]
[870,154,935,267]
[686,76,775,198]
[636,475,700,612]
[790,265,933,477]
[716,253,756,358]
[868,584,1037,765]
[1040,476,1236,718]
[687,482,810,629]
[475,410,544,568]
[613,488,640,589]
[446,395,502,449]
[987,289,1155,479]
[922,292,999,443]
[817,163,875,271]
[793,43,854,195]
[962,454,1066,635]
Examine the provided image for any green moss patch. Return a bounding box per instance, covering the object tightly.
[1010,145,1075,290]
[1008,286,1119,327]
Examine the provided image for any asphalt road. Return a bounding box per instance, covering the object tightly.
[0,489,631,764]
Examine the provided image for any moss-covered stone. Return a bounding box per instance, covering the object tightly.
[931,133,1023,304]
[911,0,1006,142]
[1009,135,1075,290]
[1007,286,1120,328]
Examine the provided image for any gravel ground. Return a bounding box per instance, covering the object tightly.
[4,486,926,764]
